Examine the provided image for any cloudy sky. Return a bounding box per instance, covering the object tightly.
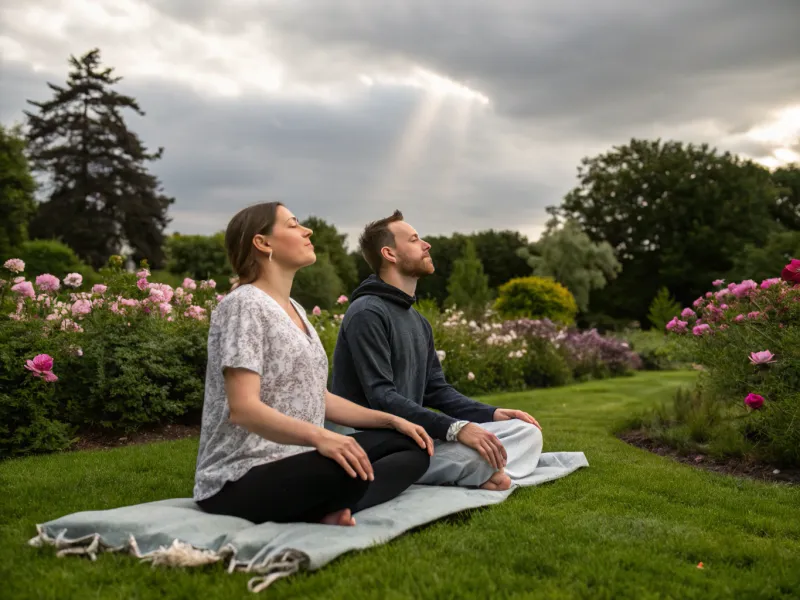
[2,0,799,249]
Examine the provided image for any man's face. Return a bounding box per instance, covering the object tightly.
[387,220,435,277]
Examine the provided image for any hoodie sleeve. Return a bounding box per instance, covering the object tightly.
[423,322,498,423]
[341,307,457,441]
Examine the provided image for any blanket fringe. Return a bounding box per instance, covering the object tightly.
[28,525,308,593]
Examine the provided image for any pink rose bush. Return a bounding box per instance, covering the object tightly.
[665,259,800,465]
[24,354,58,382]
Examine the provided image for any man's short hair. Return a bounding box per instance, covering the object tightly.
[359,210,404,274]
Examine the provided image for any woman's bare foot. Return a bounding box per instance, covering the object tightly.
[320,508,356,526]
[480,469,512,491]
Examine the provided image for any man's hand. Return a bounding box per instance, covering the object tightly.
[389,417,435,456]
[456,423,507,470]
[493,408,541,430]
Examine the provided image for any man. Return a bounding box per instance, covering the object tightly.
[331,210,542,490]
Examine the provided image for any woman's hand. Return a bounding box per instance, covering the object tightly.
[389,417,435,456]
[313,430,374,481]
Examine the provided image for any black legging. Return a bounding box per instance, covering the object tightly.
[197,430,430,524]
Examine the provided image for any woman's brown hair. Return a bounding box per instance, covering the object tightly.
[224,202,283,285]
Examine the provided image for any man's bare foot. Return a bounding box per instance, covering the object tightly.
[320,508,356,526]
[480,470,512,491]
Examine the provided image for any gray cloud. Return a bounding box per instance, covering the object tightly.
[1,0,799,249]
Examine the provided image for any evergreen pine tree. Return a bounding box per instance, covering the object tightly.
[25,48,173,269]
[446,240,493,319]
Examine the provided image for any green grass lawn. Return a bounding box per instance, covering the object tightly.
[2,371,799,599]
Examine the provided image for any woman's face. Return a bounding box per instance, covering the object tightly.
[260,205,316,268]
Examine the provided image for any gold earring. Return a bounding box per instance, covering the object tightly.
[269,251,273,262]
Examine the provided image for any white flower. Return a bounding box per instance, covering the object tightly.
[467,372,475,381]
[436,350,446,362]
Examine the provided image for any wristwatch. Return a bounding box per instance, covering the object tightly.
[446,420,469,442]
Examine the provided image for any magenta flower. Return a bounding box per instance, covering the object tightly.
[715,288,731,301]
[182,278,197,291]
[24,354,58,382]
[712,279,725,287]
[337,295,349,304]
[692,324,711,336]
[705,291,713,298]
[749,350,776,365]
[312,306,322,316]
[734,314,745,322]
[760,278,782,290]
[680,308,695,319]
[781,258,800,284]
[92,284,108,294]
[71,299,93,317]
[747,311,761,320]
[666,317,688,333]
[744,393,764,410]
[64,272,83,288]
[4,258,25,273]
[35,274,60,292]
[692,297,704,308]
[11,280,35,298]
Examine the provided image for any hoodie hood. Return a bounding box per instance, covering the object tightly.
[350,275,416,309]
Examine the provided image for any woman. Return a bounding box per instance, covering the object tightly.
[194,202,433,527]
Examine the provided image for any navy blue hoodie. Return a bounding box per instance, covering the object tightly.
[330,275,497,440]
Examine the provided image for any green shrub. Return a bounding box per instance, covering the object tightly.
[445,240,493,320]
[494,276,577,324]
[165,232,232,281]
[18,239,90,279]
[647,287,681,331]
[291,253,344,310]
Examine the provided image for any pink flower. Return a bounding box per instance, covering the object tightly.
[712,279,725,287]
[24,354,58,382]
[60,319,84,333]
[744,393,764,410]
[71,299,93,317]
[13,276,25,284]
[666,317,688,333]
[200,279,217,290]
[692,297,705,308]
[136,269,150,279]
[692,324,711,336]
[182,277,197,290]
[136,278,149,291]
[312,306,322,316]
[680,308,695,319]
[92,284,108,294]
[337,295,349,304]
[120,298,139,308]
[719,324,729,331]
[159,302,172,316]
[110,302,122,314]
[715,288,731,301]
[704,291,712,298]
[11,280,35,298]
[184,305,206,320]
[35,274,60,292]
[734,314,745,322]
[148,283,174,303]
[760,278,782,290]
[467,372,475,381]
[148,288,166,303]
[749,350,776,365]
[216,294,224,302]
[747,311,761,320]
[4,258,25,273]
[731,280,757,298]
[781,258,800,284]
[720,304,728,310]
[64,272,83,288]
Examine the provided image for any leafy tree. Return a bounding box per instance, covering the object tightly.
[445,240,493,319]
[302,216,358,293]
[552,139,779,323]
[165,232,231,280]
[519,219,621,312]
[728,230,800,283]
[647,287,681,332]
[771,164,800,231]
[24,48,173,269]
[0,124,37,258]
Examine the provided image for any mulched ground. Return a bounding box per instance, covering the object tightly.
[71,423,201,451]
[618,429,800,485]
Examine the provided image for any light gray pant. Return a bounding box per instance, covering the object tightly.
[416,420,544,487]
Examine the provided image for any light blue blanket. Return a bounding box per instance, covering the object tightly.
[29,422,588,593]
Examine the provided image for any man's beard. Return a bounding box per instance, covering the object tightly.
[397,255,435,278]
